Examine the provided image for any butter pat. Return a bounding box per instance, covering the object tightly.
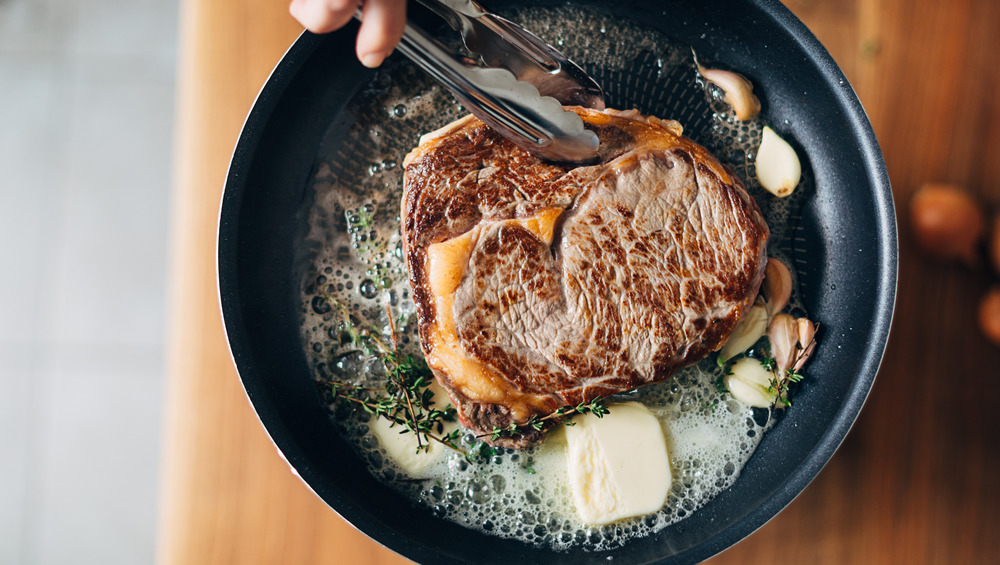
[565,402,672,525]
[372,382,457,478]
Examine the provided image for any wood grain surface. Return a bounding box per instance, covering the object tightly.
[156,0,1000,563]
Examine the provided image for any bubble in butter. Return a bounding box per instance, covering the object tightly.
[565,402,672,525]
[372,382,458,478]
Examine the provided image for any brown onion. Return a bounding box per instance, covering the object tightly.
[910,183,984,265]
[979,287,1000,346]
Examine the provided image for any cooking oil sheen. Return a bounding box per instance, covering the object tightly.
[296,4,812,552]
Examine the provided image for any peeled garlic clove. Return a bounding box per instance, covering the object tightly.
[719,302,769,363]
[694,54,761,121]
[763,258,792,317]
[769,313,798,373]
[756,126,801,197]
[793,318,817,371]
[725,357,777,407]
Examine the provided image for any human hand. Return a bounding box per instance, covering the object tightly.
[289,0,406,68]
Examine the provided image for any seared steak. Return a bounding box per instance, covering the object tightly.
[402,108,769,448]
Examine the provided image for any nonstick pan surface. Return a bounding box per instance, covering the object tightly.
[218,1,896,563]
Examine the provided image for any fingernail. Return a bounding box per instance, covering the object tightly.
[361,52,385,68]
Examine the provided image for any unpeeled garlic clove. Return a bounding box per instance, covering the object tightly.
[763,258,792,317]
[694,55,761,121]
[793,318,817,372]
[769,313,798,373]
[718,301,769,363]
[770,314,818,373]
[756,126,801,198]
[724,357,777,407]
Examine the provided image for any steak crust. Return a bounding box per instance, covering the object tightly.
[402,108,769,448]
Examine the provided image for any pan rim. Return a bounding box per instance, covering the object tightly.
[217,1,897,562]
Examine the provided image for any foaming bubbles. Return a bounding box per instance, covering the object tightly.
[296,3,814,553]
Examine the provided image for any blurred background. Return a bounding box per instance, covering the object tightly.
[0,0,178,562]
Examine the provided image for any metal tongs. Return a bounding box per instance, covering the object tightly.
[356,0,606,163]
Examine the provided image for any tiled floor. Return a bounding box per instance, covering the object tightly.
[0,0,178,563]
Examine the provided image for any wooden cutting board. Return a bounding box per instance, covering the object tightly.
[156,1,1000,563]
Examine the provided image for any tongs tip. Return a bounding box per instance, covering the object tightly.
[364,1,605,164]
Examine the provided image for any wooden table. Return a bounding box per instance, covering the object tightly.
[156,0,1000,563]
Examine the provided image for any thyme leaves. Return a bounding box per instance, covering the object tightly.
[322,297,464,456]
[480,397,610,442]
[322,295,610,463]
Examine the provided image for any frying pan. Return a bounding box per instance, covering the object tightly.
[218,0,896,562]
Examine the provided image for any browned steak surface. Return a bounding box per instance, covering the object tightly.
[402,108,769,448]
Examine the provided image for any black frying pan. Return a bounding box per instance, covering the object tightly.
[218,0,896,562]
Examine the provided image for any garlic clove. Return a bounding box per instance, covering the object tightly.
[769,313,798,373]
[694,53,761,121]
[770,314,818,374]
[755,126,801,198]
[725,357,776,407]
[763,258,792,317]
[719,302,769,363]
[793,318,817,371]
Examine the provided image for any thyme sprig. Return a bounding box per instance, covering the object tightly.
[322,295,611,462]
[480,397,610,442]
[323,297,465,455]
[762,337,812,408]
[321,378,464,453]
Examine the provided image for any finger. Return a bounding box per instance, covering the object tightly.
[356,0,406,68]
[289,0,358,34]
